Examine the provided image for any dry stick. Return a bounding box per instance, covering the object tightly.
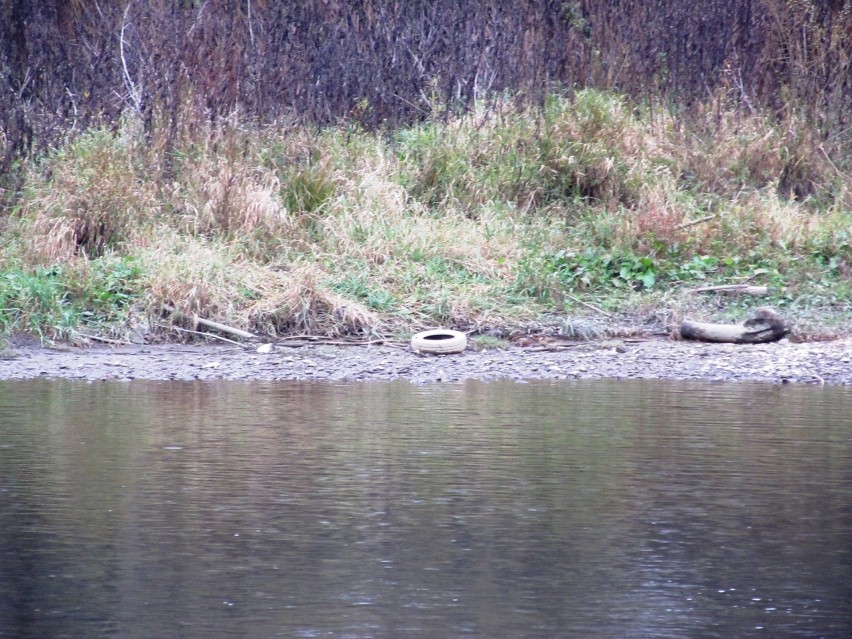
[565,294,614,318]
[392,93,430,116]
[171,326,248,348]
[684,284,769,295]
[192,315,256,340]
[163,305,257,340]
[272,340,334,348]
[246,0,255,47]
[325,339,405,347]
[674,214,715,231]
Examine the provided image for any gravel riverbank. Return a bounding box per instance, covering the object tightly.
[1,337,851,385]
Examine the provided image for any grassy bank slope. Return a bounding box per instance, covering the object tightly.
[1,90,850,344]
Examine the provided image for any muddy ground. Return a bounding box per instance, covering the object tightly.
[1,337,850,385]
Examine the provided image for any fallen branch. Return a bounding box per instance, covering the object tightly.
[163,305,257,340]
[680,307,789,344]
[685,284,769,296]
[171,326,250,347]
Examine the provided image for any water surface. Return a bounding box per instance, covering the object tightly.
[0,379,850,638]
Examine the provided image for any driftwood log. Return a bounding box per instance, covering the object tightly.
[680,307,790,344]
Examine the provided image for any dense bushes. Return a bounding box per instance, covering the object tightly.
[2,0,849,178]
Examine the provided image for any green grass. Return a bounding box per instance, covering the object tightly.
[1,89,850,342]
[0,256,143,342]
[470,334,511,350]
[0,266,79,340]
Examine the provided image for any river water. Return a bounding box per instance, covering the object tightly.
[0,379,849,639]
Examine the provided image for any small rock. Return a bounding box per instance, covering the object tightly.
[256,343,274,354]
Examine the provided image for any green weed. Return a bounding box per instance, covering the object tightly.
[0,266,80,340]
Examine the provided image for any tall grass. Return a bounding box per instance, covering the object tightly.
[2,90,850,341]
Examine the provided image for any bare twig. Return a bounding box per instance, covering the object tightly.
[14,67,32,101]
[163,305,257,340]
[566,294,614,318]
[187,0,209,36]
[120,1,142,115]
[734,67,756,115]
[246,0,255,48]
[391,93,430,116]
[171,326,249,347]
[273,338,406,348]
[674,214,715,231]
[525,344,582,352]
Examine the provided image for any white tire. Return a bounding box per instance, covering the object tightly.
[410,329,467,354]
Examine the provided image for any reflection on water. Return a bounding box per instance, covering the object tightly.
[0,379,850,639]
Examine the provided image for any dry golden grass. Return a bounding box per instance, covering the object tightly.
[137,232,252,318]
[241,263,379,336]
[168,159,292,238]
[19,131,159,262]
[135,232,379,337]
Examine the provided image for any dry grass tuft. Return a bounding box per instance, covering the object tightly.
[19,130,158,262]
[166,154,301,252]
[137,232,253,320]
[694,192,825,257]
[621,184,688,252]
[242,264,380,337]
[665,105,844,207]
[137,235,379,337]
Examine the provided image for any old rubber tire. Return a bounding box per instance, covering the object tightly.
[411,329,467,354]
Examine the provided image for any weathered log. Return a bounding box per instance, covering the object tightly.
[679,307,790,344]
